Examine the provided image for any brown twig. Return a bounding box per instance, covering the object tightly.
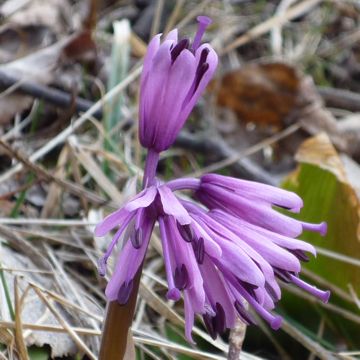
[0,70,103,118]
[317,87,360,113]
[227,318,247,360]
[0,139,118,209]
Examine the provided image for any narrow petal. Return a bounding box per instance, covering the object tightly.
[95,207,131,237]
[156,49,197,150]
[125,186,157,212]
[105,212,155,301]
[164,29,178,42]
[158,185,192,225]
[201,173,303,212]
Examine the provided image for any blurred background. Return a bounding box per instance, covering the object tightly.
[0,0,359,359]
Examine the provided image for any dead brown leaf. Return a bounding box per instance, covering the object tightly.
[216,63,300,127]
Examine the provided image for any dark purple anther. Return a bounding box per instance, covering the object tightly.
[177,222,194,242]
[98,256,107,277]
[131,228,143,249]
[234,300,256,326]
[171,38,190,62]
[195,237,205,264]
[193,63,209,93]
[241,281,258,298]
[292,249,310,262]
[117,280,134,305]
[198,48,209,66]
[214,303,225,334]
[203,314,217,340]
[274,268,293,283]
[174,264,189,290]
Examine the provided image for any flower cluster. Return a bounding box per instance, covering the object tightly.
[96,16,329,343]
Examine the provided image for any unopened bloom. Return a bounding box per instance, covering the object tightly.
[139,16,218,152]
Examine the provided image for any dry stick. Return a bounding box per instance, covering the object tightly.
[317,87,360,113]
[222,0,322,54]
[14,277,29,360]
[0,70,102,118]
[0,138,118,209]
[0,66,142,185]
[150,0,165,38]
[99,269,142,360]
[32,286,96,360]
[227,318,247,360]
[180,123,300,179]
[280,318,336,360]
[164,0,185,34]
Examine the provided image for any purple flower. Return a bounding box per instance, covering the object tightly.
[96,175,330,342]
[138,16,218,152]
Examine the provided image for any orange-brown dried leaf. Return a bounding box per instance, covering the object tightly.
[216,63,300,127]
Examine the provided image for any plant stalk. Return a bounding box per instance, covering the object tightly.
[99,269,141,360]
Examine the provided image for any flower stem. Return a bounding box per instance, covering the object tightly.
[99,268,142,359]
[143,148,160,187]
[99,149,159,359]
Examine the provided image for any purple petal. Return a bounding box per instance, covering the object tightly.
[198,184,303,237]
[95,207,131,237]
[184,291,196,344]
[156,49,196,150]
[180,44,218,121]
[125,186,157,212]
[158,186,192,225]
[201,256,236,328]
[164,29,178,42]
[201,173,303,212]
[139,40,173,147]
[159,216,181,301]
[105,212,155,301]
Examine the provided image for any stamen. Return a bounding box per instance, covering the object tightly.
[171,38,190,62]
[274,268,292,283]
[214,303,225,334]
[98,256,107,277]
[301,221,327,236]
[117,280,133,305]
[195,237,205,264]
[130,228,143,249]
[193,63,209,94]
[291,249,310,262]
[159,217,181,301]
[203,314,217,340]
[290,274,330,303]
[177,222,194,242]
[192,16,212,51]
[234,300,256,325]
[174,264,189,290]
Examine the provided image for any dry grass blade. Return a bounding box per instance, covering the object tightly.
[0,321,100,336]
[222,0,322,54]
[31,286,97,360]
[0,225,50,270]
[0,66,142,184]
[0,138,116,208]
[68,137,123,203]
[228,318,247,360]
[281,318,337,360]
[187,123,300,177]
[13,277,29,360]
[133,335,227,360]
[41,145,69,218]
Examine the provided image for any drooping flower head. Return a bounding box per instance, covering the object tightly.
[96,175,330,342]
[139,16,218,152]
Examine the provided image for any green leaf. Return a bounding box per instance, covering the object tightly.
[28,346,50,360]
